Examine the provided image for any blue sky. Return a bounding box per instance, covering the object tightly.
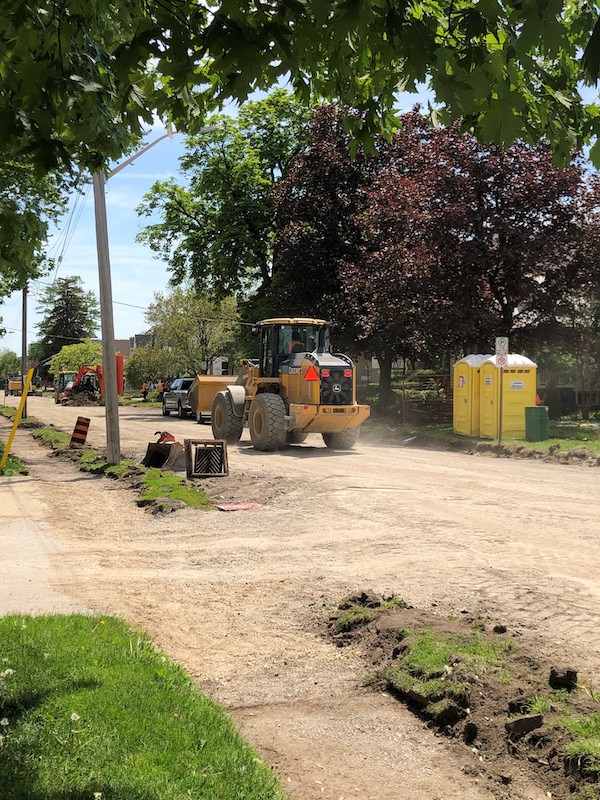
[0,128,187,356]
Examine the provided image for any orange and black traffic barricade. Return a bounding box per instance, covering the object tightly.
[69,416,91,448]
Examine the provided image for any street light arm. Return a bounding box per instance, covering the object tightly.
[107,124,218,179]
[108,133,172,179]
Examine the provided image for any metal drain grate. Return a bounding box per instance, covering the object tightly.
[184,439,229,479]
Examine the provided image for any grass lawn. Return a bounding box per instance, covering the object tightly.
[0,614,285,800]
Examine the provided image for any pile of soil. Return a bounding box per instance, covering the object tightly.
[327,592,600,800]
[61,392,99,406]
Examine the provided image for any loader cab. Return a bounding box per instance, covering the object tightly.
[256,318,330,378]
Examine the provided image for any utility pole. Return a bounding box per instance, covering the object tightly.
[94,126,216,465]
[93,171,121,465]
[21,282,28,419]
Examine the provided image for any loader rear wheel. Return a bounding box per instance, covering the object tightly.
[211,391,243,443]
[322,428,359,450]
[286,430,308,444]
[249,393,286,451]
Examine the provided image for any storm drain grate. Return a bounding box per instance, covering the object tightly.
[184,439,229,479]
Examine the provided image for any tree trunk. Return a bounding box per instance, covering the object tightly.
[376,351,393,410]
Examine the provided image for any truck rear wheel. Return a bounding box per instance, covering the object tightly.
[286,430,308,444]
[177,402,186,419]
[322,428,359,450]
[211,391,243,443]
[249,393,286,451]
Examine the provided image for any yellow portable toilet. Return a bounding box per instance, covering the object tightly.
[453,355,491,436]
[480,355,537,439]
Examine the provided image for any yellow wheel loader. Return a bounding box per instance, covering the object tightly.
[210,318,370,451]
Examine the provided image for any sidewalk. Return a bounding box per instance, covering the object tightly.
[0,423,87,616]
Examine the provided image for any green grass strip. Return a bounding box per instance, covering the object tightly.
[0,442,28,476]
[141,468,212,509]
[30,426,71,448]
[0,614,285,800]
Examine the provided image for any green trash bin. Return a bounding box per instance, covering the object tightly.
[525,406,549,441]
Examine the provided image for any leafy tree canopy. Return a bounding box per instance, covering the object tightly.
[137,89,309,298]
[35,276,100,363]
[47,339,103,376]
[0,349,20,379]
[2,1,600,174]
[124,346,172,389]
[0,159,73,317]
[144,287,240,376]
[273,105,598,404]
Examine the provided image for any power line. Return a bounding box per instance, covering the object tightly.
[2,327,98,343]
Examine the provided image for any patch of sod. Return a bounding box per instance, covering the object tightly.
[386,629,513,713]
[562,713,600,776]
[0,614,285,800]
[0,442,28,476]
[31,426,71,449]
[333,597,406,634]
[140,468,212,509]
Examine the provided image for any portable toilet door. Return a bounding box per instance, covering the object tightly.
[453,355,490,436]
[480,355,537,439]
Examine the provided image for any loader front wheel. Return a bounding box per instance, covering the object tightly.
[322,428,359,450]
[211,391,243,443]
[286,429,308,445]
[249,393,286,451]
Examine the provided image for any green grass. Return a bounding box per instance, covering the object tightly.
[333,597,407,634]
[0,614,285,800]
[31,426,71,448]
[333,605,379,633]
[562,713,600,775]
[0,442,28,476]
[527,689,571,714]
[401,629,511,675]
[26,420,211,510]
[141,468,212,509]
[386,629,513,714]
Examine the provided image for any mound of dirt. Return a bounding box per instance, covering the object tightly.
[327,593,600,800]
[61,392,99,406]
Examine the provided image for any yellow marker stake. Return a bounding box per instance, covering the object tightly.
[0,367,34,472]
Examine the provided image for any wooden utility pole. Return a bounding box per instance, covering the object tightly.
[92,126,215,465]
[93,171,121,465]
[21,282,28,419]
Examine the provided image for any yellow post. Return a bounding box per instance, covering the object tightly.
[0,367,34,472]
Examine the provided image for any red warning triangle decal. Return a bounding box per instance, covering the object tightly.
[304,365,319,381]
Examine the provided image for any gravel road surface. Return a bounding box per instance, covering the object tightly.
[2,395,599,800]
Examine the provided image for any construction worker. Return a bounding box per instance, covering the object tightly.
[290,330,305,353]
[157,379,165,401]
[141,381,148,401]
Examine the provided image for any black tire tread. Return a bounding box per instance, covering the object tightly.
[322,428,359,450]
[286,430,308,444]
[249,393,286,451]
[211,391,243,443]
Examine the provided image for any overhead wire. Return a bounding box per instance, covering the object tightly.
[51,185,91,282]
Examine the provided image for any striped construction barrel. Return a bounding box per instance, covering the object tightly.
[69,416,91,448]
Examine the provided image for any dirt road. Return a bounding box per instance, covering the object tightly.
[2,395,600,800]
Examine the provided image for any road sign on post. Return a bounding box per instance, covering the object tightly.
[495,336,509,357]
[495,337,509,456]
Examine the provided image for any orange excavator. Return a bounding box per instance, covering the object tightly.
[60,356,124,405]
